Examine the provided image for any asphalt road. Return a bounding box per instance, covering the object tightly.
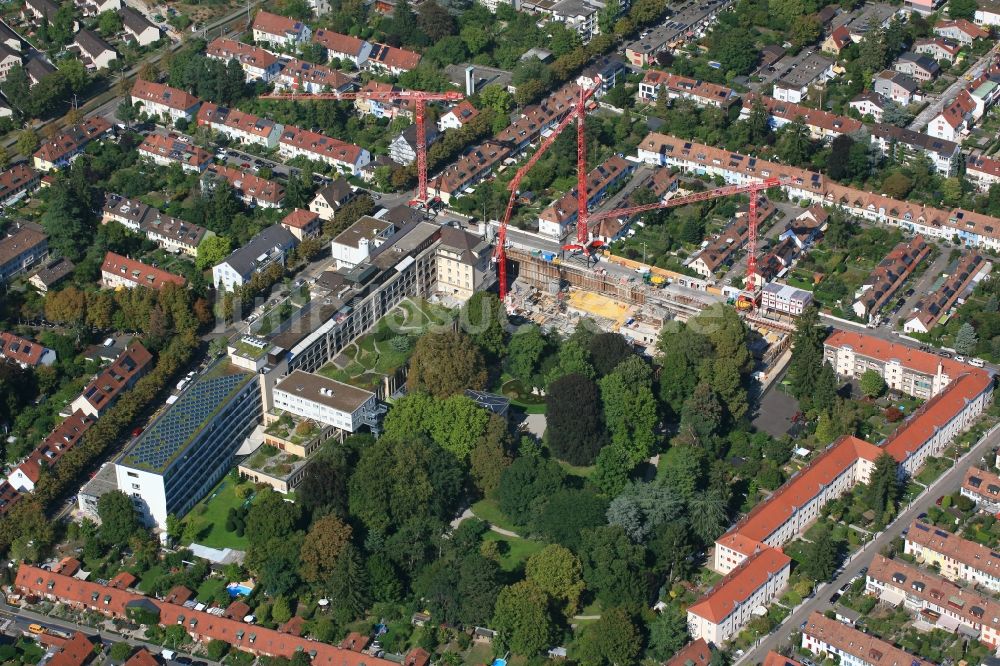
[736,414,1000,665]
[909,43,1000,132]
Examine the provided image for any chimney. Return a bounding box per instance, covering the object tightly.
[465,66,476,97]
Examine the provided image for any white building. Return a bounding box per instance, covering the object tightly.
[760,282,813,316]
[278,126,371,175]
[121,6,160,47]
[331,215,395,269]
[196,103,283,148]
[131,79,200,123]
[212,224,298,292]
[251,10,311,49]
[205,38,281,82]
[272,370,378,433]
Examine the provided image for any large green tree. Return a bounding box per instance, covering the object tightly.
[461,292,507,357]
[578,525,648,608]
[97,491,141,545]
[497,456,566,525]
[575,608,641,666]
[382,392,491,459]
[546,373,606,465]
[526,544,586,617]
[407,330,487,397]
[492,581,557,656]
[599,356,657,460]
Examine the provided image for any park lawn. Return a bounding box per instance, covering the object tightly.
[471,499,526,534]
[482,532,544,572]
[180,478,253,550]
[557,460,595,479]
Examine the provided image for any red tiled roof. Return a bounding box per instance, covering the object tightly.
[252,10,306,38]
[368,42,421,71]
[206,37,278,70]
[687,548,791,624]
[666,639,712,666]
[17,410,95,483]
[404,648,430,666]
[540,156,632,226]
[279,126,365,165]
[277,58,352,90]
[0,331,47,366]
[138,134,212,170]
[854,235,930,315]
[165,585,193,605]
[828,25,851,49]
[131,79,199,112]
[340,632,369,652]
[443,100,479,126]
[109,571,137,589]
[196,102,278,139]
[101,251,187,289]
[746,94,862,135]
[939,89,977,129]
[935,18,989,40]
[47,632,95,666]
[224,600,252,620]
[312,28,367,57]
[207,164,286,205]
[824,329,966,379]
[281,208,319,229]
[54,557,81,576]
[0,481,21,515]
[124,649,159,666]
[803,611,932,666]
[641,70,736,105]
[962,465,1000,502]
[33,116,112,164]
[15,565,400,666]
[0,164,40,202]
[762,652,802,666]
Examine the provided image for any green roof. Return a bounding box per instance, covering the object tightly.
[119,362,253,473]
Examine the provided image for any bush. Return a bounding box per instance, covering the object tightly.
[884,406,903,423]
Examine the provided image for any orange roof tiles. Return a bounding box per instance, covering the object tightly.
[207,164,286,206]
[131,79,199,112]
[77,340,153,413]
[907,519,1000,577]
[368,42,421,71]
[540,156,632,226]
[963,466,1000,503]
[281,208,319,229]
[196,103,279,139]
[101,251,187,290]
[687,548,791,623]
[279,126,365,165]
[47,632,96,666]
[641,70,737,106]
[746,94,863,135]
[124,649,159,666]
[109,571,137,589]
[137,134,212,171]
[803,611,932,666]
[206,37,278,70]
[666,639,712,666]
[33,116,112,165]
[252,10,307,39]
[312,28,367,57]
[824,329,965,377]
[0,331,48,366]
[762,652,802,666]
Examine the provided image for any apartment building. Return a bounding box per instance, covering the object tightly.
[851,235,930,322]
[278,127,370,175]
[389,124,439,166]
[312,28,372,67]
[0,222,47,282]
[212,224,298,292]
[8,410,93,492]
[894,52,940,82]
[365,42,421,75]
[435,225,493,302]
[137,134,212,173]
[928,90,977,142]
[869,124,959,175]
[205,38,281,82]
[102,193,208,257]
[866,554,1000,648]
[934,18,988,44]
[801,612,931,666]
[635,133,1000,250]
[0,164,40,208]
[116,362,261,529]
[742,94,861,141]
[537,156,635,238]
[760,283,813,316]
[196,103,282,148]
[201,165,286,209]
[355,81,414,121]
[121,6,159,46]
[100,252,186,291]
[0,331,55,368]
[913,37,961,63]
[272,58,353,94]
[905,519,1000,592]
[961,466,1000,513]
[32,116,113,171]
[636,71,738,109]
[130,79,200,123]
[965,154,1000,192]
[70,341,153,419]
[772,52,835,104]
[429,141,511,203]
[903,252,989,333]
[273,370,378,433]
[686,548,791,644]
[331,215,395,269]
[873,70,919,105]
[496,83,580,152]
[251,10,311,49]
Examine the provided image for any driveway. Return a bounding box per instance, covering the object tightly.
[736,420,1000,664]
[909,43,1000,132]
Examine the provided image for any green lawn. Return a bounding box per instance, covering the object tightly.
[471,499,525,534]
[557,460,595,479]
[179,478,254,550]
[136,565,165,594]
[461,641,494,666]
[482,532,545,572]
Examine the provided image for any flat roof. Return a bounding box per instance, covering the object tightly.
[118,362,254,473]
[332,215,394,250]
[274,370,374,413]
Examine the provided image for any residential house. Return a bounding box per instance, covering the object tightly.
[196,103,282,148]
[903,252,988,333]
[100,252,186,291]
[0,331,56,368]
[688,220,749,278]
[365,42,421,75]
[869,123,959,175]
[28,257,74,292]
[278,126,370,175]
[76,0,120,17]
[894,52,940,82]
[495,83,580,152]
[212,224,298,291]
[780,205,828,250]
[437,100,480,132]
[0,21,20,52]
[71,28,117,70]
[849,91,889,121]
[8,410,92,492]
[772,52,835,104]
[280,209,321,240]
[822,25,854,55]
[873,70,919,105]
[355,81,414,121]
[205,38,281,82]
[543,0,602,43]
[851,235,930,321]
[311,29,372,67]
[70,341,153,418]
[273,58,352,94]
[575,55,627,98]
[967,154,1000,191]
[137,134,212,172]
[331,215,395,268]
[429,141,511,203]
[251,11,311,49]
[935,18,988,45]
[913,36,961,63]
[435,225,493,301]
[742,94,862,141]
[308,178,355,221]
[801,612,931,666]
[102,193,209,256]
[637,70,738,108]
[0,222,47,282]
[131,79,200,123]
[537,156,635,238]
[976,0,1000,26]
[905,519,1000,592]
[0,43,19,82]
[389,124,439,165]
[121,7,159,46]
[666,641,712,666]
[24,56,55,87]
[32,116,113,171]
[202,165,286,209]
[928,89,977,142]
[45,632,97,666]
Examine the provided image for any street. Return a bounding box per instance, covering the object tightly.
[737,413,1000,665]
[908,43,1000,132]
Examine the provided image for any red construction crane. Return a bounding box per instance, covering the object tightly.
[494,79,601,300]
[261,89,464,206]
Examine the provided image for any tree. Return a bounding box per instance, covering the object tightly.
[109,642,133,661]
[196,235,232,270]
[298,456,351,517]
[497,455,566,526]
[606,482,683,543]
[546,339,595,385]
[526,544,585,617]
[478,84,512,115]
[955,322,979,356]
[658,324,712,416]
[506,325,546,384]
[17,129,38,156]
[578,525,648,608]
[533,489,608,551]
[788,305,828,409]
[329,544,369,623]
[588,332,632,377]
[300,514,352,587]
[647,608,690,660]
[949,0,977,19]
[600,356,656,461]
[407,330,487,397]
[827,135,855,181]
[710,27,758,75]
[575,608,641,666]
[206,639,229,661]
[97,491,141,545]
[416,0,455,41]
[864,452,902,524]
[98,10,123,36]
[881,172,913,199]
[859,369,886,398]
[469,416,513,497]
[802,523,838,581]
[461,291,507,357]
[775,119,813,166]
[680,381,723,443]
[546,373,605,465]
[688,489,728,544]
[492,581,556,657]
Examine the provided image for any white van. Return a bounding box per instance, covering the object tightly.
[970,358,986,368]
